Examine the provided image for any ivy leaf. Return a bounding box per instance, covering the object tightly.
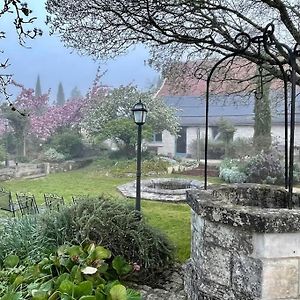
[91,246,111,260]
[59,279,75,296]
[31,290,49,300]
[11,275,24,289]
[66,245,84,257]
[4,254,19,268]
[74,281,93,298]
[0,292,22,300]
[112,256,133,276]
[108,284,127,300]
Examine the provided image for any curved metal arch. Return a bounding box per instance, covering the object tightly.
[201,24,293,194]
[203,53,241,189]
[263,22,300,207]
[263,23,290,189]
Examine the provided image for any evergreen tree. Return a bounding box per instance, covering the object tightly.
[217,118,236,158]
[56,82,65,106]
[253,69,272,153]
[35,75,42,97]
[70,86,82,100]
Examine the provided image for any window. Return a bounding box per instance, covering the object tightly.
[153,132,163,142]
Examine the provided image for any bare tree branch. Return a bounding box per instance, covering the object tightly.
[45,0,300,86]
[0,0,42,101]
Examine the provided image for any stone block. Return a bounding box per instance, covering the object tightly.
[192,211,204,233]
[253,232,300,259]
[200,245,231,287]
[232,255,262,297]
[191,231,203,262]
[203,219,253,255]
[261,259,298,299]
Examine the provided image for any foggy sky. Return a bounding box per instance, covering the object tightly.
[1,1,158,102]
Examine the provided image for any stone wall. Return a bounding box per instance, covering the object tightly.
[47,158,94,174]
[185,184,300,300]
[0,158,94,182]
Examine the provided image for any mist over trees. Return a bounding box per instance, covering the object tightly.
[35,75,42,98]
[70,86,82,101]
[56,82,65,106]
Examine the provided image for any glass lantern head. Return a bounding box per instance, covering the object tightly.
[132,101,148,125]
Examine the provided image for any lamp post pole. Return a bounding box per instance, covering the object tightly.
[5,122,8,168]
[136,124,142,212]
[132,100,147,213]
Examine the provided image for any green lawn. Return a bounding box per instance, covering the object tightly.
[1,164,221,262]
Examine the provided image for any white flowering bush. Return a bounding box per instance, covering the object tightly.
[219,152,288,184]
[219,166,247,183]
[43,148,65,162]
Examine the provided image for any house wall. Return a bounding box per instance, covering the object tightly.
[187,127,198,156]
[271,125,285,145]
[234,124,300,146]
[153,124,300,158]
[157,130,176,157]
[272,124,300,146]
[186,127,213,156]
[234,125,254,140]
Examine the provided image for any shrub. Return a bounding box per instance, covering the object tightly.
[47,129,85,159]
[0,215,51,264]
[226,138,255,158]
[16,155,30,163]
[38,197,175,283]
[0,144,6,163]
[294,164,300,183]
[0,243,141,299]
[190,139,225,159]
[219,152,285,184]
[97,158,170,176]
[43,147,65,162]
[244,152,284,184]
[219,167,247,183]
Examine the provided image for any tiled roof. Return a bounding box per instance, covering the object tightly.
[156,59,284,97]
[165,96,300,126]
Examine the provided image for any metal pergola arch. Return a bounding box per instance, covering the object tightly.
[199,23,300,208]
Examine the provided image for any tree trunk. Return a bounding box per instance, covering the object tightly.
[253,69,272,153]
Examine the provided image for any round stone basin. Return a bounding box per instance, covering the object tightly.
[118,178,203,202]
[187,183,300,233]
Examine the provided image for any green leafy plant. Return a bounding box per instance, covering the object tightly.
[219,167,247,183]
[0,216,52,264]
[219,152,286,184]
[95,158,170,177]
[0,243,141,299]
[43,148,66,162]
[47,129,85,159]
[38,197,175,283]
[190,139,225,159]
[244,152,284,184]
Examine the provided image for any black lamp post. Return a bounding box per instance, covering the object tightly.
[132,101,148,212]
[4,120,8,168]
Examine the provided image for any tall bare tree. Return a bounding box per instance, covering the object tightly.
[45,0,300,85]
[1,1,42,100]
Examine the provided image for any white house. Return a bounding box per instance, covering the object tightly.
[148,80,300,158]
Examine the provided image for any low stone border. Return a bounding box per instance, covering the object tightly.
[118,178,203,202]
[131,265,187,300]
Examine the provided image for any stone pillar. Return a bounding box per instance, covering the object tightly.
[44,162,50,175]
[185,184,300,300]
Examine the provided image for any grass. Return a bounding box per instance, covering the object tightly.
[0,163,221,262]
